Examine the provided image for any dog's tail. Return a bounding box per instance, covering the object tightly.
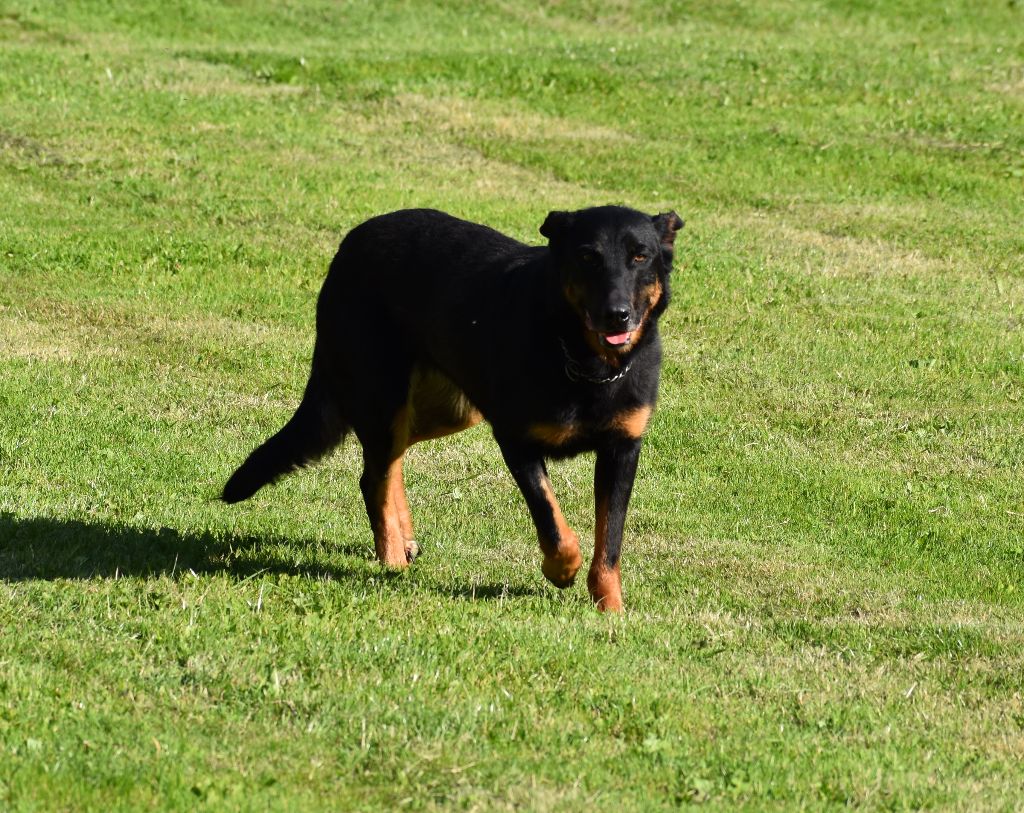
[222,370,347,504]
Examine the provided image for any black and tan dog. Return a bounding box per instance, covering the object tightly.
[223,205,683,611]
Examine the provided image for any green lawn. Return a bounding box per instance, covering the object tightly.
[2,0,1023,809]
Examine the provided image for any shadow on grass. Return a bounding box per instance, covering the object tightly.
[445,582,541,601]
[0,513,547,602]
[0,511,379,583]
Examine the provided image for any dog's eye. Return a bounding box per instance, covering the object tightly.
[579,251,597,265]
[633,253,648,264]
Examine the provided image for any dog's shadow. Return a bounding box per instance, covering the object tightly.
[0,511,379,583]
[0,512,543,602]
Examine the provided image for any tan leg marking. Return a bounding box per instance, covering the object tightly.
[588,493,623,612]
[373,458,409,567]
[371,407,412,568]
[537,476,583,587]
[388,457,412,541]
[379,369,484,564]
[408,366,482,444]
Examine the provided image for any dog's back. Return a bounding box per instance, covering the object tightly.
[316,209,548,406]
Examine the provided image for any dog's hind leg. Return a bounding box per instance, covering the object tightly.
[379,365,483,562]
[388,452,418,561]
[356,404,419,568]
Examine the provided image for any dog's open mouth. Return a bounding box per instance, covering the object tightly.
[601,331,633,347]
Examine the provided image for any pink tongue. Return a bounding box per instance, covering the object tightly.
[603,332,631,346]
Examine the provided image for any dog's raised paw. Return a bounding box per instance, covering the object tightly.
[541,549,583,589]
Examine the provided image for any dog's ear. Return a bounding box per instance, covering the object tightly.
[540,210,575,240]
[652,211,685,247]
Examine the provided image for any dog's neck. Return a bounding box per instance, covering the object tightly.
[558,337,634,384]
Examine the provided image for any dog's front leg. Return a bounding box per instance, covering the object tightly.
[589,438,642,612]
[499,447,583,588]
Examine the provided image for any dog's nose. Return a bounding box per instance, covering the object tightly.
[606,307,630,327]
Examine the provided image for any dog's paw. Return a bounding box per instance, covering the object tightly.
[544,572,576,589]
[541,548,582,589]
[587,567,623,612]
[405,540,420,563]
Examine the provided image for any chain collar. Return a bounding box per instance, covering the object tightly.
[559,338,633,385]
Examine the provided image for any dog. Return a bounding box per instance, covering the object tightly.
[222,205,683,611]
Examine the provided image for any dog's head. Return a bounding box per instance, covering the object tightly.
[541,205,683,356]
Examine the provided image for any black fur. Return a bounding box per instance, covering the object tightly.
[223,205,683,610]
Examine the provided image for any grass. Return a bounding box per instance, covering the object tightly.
[1,0,1023,809]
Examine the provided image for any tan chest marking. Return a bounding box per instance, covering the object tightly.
[527,405,653,445]
[608,405,653,438]
[526,422,580,446]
